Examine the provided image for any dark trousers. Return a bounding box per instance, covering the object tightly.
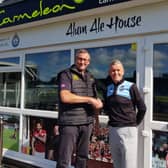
[56,124,93,168]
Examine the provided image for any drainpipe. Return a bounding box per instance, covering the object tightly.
[0,116,3,167]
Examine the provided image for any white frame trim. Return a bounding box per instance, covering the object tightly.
[143,33,168,168]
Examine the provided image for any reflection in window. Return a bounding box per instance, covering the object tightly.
[79,44,136,114]
[25,50,70,111]
[0,72,21,107]
[0,57,20,67]
[153,44,168,122]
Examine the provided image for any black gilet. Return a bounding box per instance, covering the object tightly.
[58,65,97,126]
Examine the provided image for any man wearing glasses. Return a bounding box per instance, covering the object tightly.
[57,49,103,168]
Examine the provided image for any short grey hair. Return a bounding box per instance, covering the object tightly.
[110,59,123,66]
[75,49,90,59]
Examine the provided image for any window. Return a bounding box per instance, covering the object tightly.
[0,72,21,108]
[0,57,20,67]
[153,43,168,122]
[21,116,59,160]
[25,50,71,111]
[77,43,136,114]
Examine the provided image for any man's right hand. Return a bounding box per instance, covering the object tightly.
[88,97,103,110]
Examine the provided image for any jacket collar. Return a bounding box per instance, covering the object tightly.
[106,75,124,86]
[70,64,89,75]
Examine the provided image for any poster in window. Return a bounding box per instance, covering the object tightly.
[0,114,19,152]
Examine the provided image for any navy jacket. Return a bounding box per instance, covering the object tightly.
[104,77,146,127]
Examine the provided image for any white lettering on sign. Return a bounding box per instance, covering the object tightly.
[99,0,115,5]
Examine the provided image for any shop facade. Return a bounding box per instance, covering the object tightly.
[0,0,168,167]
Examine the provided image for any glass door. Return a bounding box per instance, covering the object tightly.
[144,34,168,168]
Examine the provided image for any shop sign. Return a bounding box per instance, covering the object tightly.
[65,16,142,36]
[0,0,130,29]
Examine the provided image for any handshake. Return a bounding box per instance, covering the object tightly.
[88,97,103,110]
